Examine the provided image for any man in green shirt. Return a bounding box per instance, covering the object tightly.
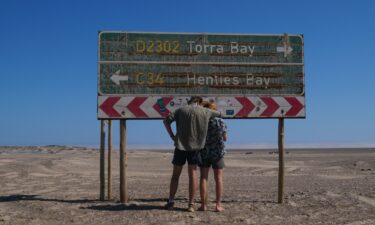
[163,96,221,212]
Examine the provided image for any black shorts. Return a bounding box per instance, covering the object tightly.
[199,157,225,169]
[172,148,200,166]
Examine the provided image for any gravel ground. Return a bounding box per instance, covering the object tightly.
[0,147,374,225]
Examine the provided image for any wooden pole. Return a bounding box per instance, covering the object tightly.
[278,118,285,204]
[99,120,106,201]
[107,120,112,200]
[120,119,128,203]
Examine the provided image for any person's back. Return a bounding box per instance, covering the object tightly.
[198,100,227,212]
[171,104,216,151]
[203,116,227,161]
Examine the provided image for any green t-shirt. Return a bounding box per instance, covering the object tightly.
[165,104,221,151]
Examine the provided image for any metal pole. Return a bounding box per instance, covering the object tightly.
[107,120,112,200]
[120,119,128,203]
[99,120,106,201]
[278,118,285,204]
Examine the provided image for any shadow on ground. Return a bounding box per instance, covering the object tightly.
[0,194,277,212]
[0,194,96,204]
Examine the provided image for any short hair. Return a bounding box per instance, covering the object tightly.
[188,96,203,105]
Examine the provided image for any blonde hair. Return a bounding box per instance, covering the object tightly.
[201,100,217,110]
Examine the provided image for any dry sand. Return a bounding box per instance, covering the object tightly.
[0,146,374,225]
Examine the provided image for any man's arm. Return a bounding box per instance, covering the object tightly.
[208,108,222,118]
[163,119,175,140]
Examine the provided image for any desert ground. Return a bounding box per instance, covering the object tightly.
[0,146,374,225]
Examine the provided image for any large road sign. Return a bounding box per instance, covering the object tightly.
[98,31,305,119]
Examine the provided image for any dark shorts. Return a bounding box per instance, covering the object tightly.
[172,148,200,166]
[199,157,225,169]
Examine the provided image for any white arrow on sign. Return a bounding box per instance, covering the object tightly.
[110,70,129,85]
[276,46,293,56]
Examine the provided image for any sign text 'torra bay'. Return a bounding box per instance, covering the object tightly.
[98,32,305,119]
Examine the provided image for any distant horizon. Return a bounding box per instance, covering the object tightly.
[2,143,375,150]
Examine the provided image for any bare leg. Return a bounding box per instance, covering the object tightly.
[169,165,183,201]
[199,167,210,211]
[187,164,197,206]
[214,168,224,212]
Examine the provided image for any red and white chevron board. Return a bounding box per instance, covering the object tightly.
[98,96,305,119]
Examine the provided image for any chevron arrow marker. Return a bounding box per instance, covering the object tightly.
[284,97,303,116]
[99,97,121,117]
[235,97,255,117]
[127,97,148,117]
[260,97,280,117]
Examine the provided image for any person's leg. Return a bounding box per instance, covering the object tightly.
[167,149,186,208]
[168,165,183,203]
[199,167,210,211]
[187,164,197,208]
[213,168,224,212]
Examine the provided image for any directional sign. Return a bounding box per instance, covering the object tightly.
[98,31,305,119]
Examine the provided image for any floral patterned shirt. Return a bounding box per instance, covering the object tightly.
[201,117,227,162]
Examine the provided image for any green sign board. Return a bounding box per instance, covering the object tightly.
[98,32,304,96]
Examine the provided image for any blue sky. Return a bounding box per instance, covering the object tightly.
[0,0,374,148]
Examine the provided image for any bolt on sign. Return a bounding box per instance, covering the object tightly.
[98,32,305,119]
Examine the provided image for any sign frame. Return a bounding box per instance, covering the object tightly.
[97,31,305,119]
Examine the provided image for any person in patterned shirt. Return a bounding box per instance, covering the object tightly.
[198,100,227,212]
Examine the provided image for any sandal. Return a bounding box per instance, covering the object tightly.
[164,201,174,210]
[187,203,195,212]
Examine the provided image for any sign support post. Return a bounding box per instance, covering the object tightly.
[120,119,128,203]
[99,120,106,201]
[278,118,285,203]
[107,120,113,200]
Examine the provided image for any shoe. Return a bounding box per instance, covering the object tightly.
[164,201,174,210]
[187,203,195,212]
